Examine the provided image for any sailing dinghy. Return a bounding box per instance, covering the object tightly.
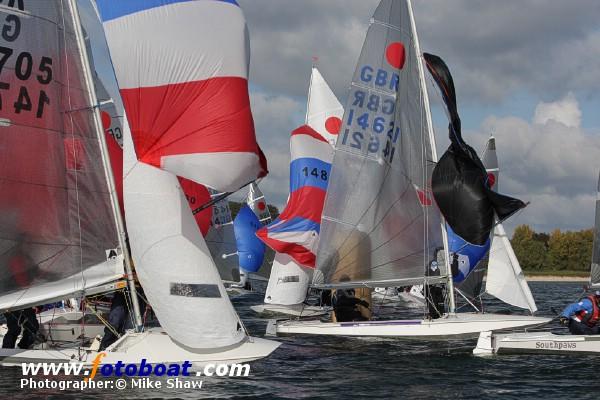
[95,0,279,365]
[251,66,342,317]
[474,172,600,355]
[0,0,145,363]
[272,0,549,339]
[0,0,279,367]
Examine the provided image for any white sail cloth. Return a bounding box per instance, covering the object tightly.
[486,222,537,312]
[0,1,125,310]
[97,0,264,349]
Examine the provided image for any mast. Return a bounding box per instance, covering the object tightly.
[406,0,456,312]
[68,0,143,331]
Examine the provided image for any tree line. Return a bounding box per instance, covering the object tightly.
[511,224,594,272]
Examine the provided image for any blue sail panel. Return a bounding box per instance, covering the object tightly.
[447,225,490,283]
[233,204,265,272]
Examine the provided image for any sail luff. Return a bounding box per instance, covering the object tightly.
[406,0,455,311]
[68,0,143,329]
[305,67,315,124]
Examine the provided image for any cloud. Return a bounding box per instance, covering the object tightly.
[240,0,600,105]
[250,92,304,210]
[463,93,600,233]
[533,92,581,128]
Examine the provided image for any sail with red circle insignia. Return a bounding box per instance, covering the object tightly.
[314,0,445,287]
[96,0,268,350]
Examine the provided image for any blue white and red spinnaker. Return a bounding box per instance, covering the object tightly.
[257,125,333,268]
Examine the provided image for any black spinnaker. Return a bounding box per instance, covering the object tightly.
[425,53,526,246]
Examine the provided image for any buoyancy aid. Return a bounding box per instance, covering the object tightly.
[575,295,600,327]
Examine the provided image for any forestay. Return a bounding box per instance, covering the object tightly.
[0,1,125,310]
[315,0,444,288]
[96,0,266,349]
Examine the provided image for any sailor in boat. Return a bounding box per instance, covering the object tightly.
[332,288,370,322]
[425,248,446,319]
[99,285,146,351]
[2,243,42,349]
[559,291,600,335]
[2,307,40,349]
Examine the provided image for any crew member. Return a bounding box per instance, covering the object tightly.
[332,288,369,322]
[2,307,40,349]
[425,249,445,319]
[559,291,600,335]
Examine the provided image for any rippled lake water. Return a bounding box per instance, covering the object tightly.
[0,281,597,399]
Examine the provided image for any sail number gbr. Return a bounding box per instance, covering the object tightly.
[0,3,53,119]
[340,66,400,164]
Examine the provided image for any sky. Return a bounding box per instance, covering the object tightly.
[83,0,600,236]
[239,0,600,235]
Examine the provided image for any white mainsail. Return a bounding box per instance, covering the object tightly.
[306,66,344,146]
[0,0,127,311]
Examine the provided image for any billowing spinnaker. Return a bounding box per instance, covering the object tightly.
[233,205,265,273]
[177,177,212,237]
[96,0,267,192]
[306,67,344,146]
[0,1,124,309]
[257,125,333,268]
[97,0,262,348]
[448,226,490,284]
[592,173,600,288]
[260,67,340,304]
[122,131,244,347]
[316,0,444,286]
[454,137,496,297]
[426,53,526,246]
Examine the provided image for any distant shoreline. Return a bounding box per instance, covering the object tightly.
[525,275,589,282]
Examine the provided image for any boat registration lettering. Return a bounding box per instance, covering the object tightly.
[0,1,53,122]
[535,341,577,350]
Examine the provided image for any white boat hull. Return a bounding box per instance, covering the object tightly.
[0,309,105,345]
[0,328,280,368]
[474,330,600,355]
[272,313,551,340]
[250,303,330,317]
